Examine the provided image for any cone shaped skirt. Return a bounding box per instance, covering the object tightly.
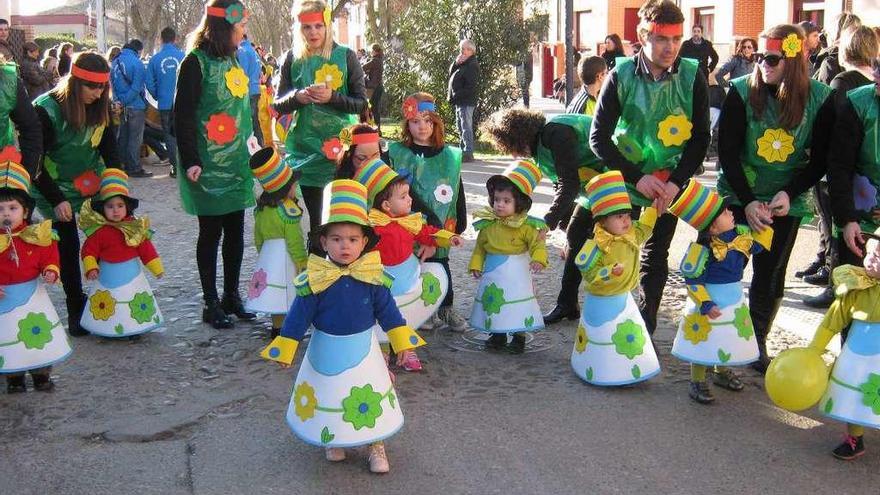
[245,239,298,314]
[469,253,544,333]
[81,259,163,337]
[0,278,71,373]
[819,320,880,429]
[373,255,448,344]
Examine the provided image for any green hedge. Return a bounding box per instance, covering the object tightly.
[34,35,97,53]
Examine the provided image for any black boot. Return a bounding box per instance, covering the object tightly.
[803,287,835,309]
[803,266,830,286]
[711,367,744,391]
[543,304,580,325]
[270,327,280,339]
[221,293,256,321]
[688,381,715,404]
[31,371,55,392]
[832,435,865,460]
[485,333,506,350]
[795,258,825,278]
[508,332,526,354]
[66,294,89,337]
[6,374,26,394]
[202,298,233,329]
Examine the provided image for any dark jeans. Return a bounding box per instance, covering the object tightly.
[369,85,384,133]
[426,256,454,308]
[142,126,169,161]
[634,207,679,335]
[813,181,835,267]
[557,205,594,308]
[53,216,84,301]
[159,110,178,168]
[250,94,264,147]
[300,185,327,256]
[119,107,146,173]
[520,82,530,108]
[196,210,245,302]
[731,207,801,345]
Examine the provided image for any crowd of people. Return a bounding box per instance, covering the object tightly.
[2,0,880,477]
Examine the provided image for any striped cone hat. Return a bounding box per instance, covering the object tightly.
[321,179,370,227]
[585,170,631,217]
[353,158,399,203]
[98,169,132,201]
[250,147,294,194]
[668,178,724,231]
[488,159,542,198]
[0,159,31,194]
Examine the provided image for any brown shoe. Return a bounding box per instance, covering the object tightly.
[369,442,390,473]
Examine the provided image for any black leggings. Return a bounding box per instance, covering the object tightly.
[196,210,245,302]
[53,217,84,301]
[300,185,326,256]
[557,205,594,308]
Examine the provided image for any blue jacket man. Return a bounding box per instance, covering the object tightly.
[146,28,185,176]
[237,35,264,145]
[112,39,151,176]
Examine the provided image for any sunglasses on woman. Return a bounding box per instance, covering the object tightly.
[756,53,783,67]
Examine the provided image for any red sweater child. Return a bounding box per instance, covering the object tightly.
[0,221,60,285]
[368,210,447,266]
[81,219,164,278]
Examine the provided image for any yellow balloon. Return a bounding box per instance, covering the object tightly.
[765,347,830,411]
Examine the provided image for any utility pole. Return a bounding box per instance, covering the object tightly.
[563,0,574,105]
[123,0,129,42]
[96,0,106,53]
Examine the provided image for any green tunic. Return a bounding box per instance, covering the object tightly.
[0,63,17,149]
[31,94,110,220]
[613,57,698,206]
[845,84,880,231]
[284,44,357,188]
[717,76,832,219]
[534,113,603,208]
[178,49,255,216]
[254,200,308,270]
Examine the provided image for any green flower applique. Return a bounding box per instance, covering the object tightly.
[128,291,157,324]
[341,384,384,430]
[859,373,880,415]
[733,305,754,340]
[480,283,506,316]
[420,272,442,306]
[611,320,646,359]
[17,312,54,350]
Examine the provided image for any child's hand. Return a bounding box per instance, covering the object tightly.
[611,263,624,277]
[42,271,58,284]
[707,305,722,320]
[530,261,544,273]
[450,236,463,247]
[417,244,437,262]
[471,269,482,278]
[652,197,666,215]
[86,269,99,280]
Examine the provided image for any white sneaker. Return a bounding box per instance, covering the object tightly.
[438,307,468,332]
[325,447,345,462]
[368,443,389,473]
[420,313,444,331]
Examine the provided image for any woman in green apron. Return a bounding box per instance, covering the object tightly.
[31,52,120,337]
[716,24,834,372]
[272,0,367,254]
[175,0,256,329]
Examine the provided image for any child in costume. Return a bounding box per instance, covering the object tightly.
[0,160,69,393]
[469,159,548,353]
[570,170,660,386]
[261,180,425,474]
[668,179,773,404]
[79,170,164,338]
[388,93,468,331]
[805,229,880,460]
[245,147,308,337]
[354,158,460,371]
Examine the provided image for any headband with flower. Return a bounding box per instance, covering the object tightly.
[402,96,437,120]
[765,33,803,58]
[298,7,332,27]
[206,3,248,25]
[322,126,381,160]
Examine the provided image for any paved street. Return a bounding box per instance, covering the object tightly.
[0,101,873,493]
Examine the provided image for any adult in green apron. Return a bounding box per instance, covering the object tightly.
[387,92,468,331]
[272,0,366,254]
[482,109,603,324]
[716,24,834,372]
[31,52,120,337]
[590,2,709,336]
[174,0,256,329]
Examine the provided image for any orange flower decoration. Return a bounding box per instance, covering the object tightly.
[205,113,238,145]
[73,170,101,196]
[443,218,456,232]
[322,137,343,160]
[402,96,419,120]
[0,145,22,165]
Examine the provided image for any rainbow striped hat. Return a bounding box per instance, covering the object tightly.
[250,147,295,194]
[489,159,542,197]
[321,179,370,227]
[0,160,31,195]
[669,179,724,231]
[353,158,399,203]
[585,170,631,217]
[98,169,132,201]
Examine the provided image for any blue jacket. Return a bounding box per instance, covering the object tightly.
[111,48,146,109]
[146,43,184,111]
[236,39,261,97]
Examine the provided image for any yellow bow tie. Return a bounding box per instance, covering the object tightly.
[306,251,388,294]
[832,265,879,296]
[593,225,637,252]
[710,235,753,261]
[368,209,424,235]
[473,207,527,228]
[0,220,55,253]
[78,199,151,247]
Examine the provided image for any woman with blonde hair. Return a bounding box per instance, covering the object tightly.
[272,0,367,255]
[715,24,835,374]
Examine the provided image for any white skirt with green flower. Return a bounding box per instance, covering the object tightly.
[245,239,298,315]
[287,327,403,447]
[671,282,758,366]
[0,278,71,373]
[571,291,660,386]
[373,255,448,345]
[469,253,544,333]
[81,259,163,337]
[818,320,880,429]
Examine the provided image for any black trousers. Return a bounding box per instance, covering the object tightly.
[426,256,454,308]
[53,216,84,301]
[196,210,245,302]
[634,207,679,335]
[556,205,594,309]
[300,185,327,256]
[369,85,384,134]
[730,207,801,344]
[813,181,836,267]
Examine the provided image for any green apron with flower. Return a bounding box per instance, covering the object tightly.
[388,142,462,258]
[845,84,880,231]
[535,113,603,208]
[0,63,18,148]
[717,76,831,219]
[284,45,357,188]
[179,49,255,216]
[30,94,108,220]
[612,57,697,206]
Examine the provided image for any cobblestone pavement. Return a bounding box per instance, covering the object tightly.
[0,145,875,493]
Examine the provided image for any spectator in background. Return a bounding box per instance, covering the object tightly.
[147,27,184,177]
[111,38,152,177]
[357,47,367,62]
[0,19,15,63]
[515,50,533,108]
[237,33,263,147]
[602,34,625,69]
[814,12,861,84]
[362,43,385,133]
[41,47,60,86]
[448,39,480,163]
[566,55,606,116]
[106,45,121,63]
[20,42,52,101]
[714,37,756,86]
[679,24,718,79]
[57,43,73,77]
[799,21,822,76]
